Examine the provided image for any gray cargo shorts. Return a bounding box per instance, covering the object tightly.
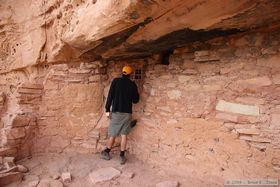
[108,112,132,137]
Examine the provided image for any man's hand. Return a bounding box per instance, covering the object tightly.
[105,112,111,118]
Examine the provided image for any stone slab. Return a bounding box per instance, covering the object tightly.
[237,76,272,87]
[194,50,219,62]
[156,180,179,187]
[17,88,43,95]
[216,100,259,116]
[21,83,44,89]
[236,128,260,135]
[89,167,120,184]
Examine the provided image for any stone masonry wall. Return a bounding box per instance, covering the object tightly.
[32,61,108,154]
[110,28,280,180]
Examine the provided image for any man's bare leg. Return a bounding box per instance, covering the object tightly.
[108,136,116,149]
[120,135,127,151]
[120,135,127,164]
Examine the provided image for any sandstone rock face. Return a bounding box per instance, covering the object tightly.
[0,0,280,185]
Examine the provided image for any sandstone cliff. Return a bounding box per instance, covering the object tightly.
[0,0,280,184]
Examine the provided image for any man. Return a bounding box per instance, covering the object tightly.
[101,65,139,165]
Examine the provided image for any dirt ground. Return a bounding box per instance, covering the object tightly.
[5,152,224,187]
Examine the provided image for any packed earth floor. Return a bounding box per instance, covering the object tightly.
[4,152,221,187]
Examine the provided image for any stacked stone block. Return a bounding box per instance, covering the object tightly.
[33,60,108,154]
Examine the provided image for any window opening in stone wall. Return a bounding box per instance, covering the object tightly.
[160,49,173,65]
[134,69,142,80]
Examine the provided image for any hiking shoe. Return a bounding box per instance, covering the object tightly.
[130,119,137,128]
[120,155,126,165]
[101,150,110,160]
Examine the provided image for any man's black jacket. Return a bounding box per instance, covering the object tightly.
[105,75,139,113]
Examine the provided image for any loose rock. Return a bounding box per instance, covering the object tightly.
[61,172,71,183]
[3,157,16,169]
[17,164,29,173]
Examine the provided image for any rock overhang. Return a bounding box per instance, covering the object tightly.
[71,0,280,61]
[61,0,280,59]
[1,0,280,68]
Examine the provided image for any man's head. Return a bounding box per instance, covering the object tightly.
[122,65,133,76]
